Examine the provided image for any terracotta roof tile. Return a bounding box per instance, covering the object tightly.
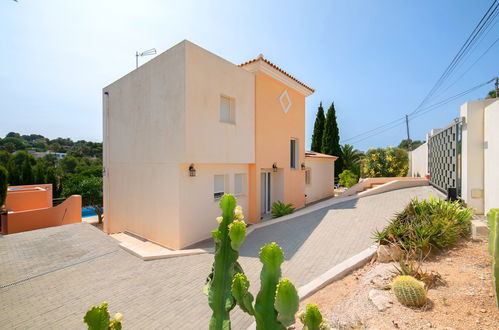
[239,56,314,93]
[305,151,338,159]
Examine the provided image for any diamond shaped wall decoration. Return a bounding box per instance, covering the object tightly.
[279,90,292,114]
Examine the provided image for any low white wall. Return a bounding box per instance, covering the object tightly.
[484,100,499,214]
[339,177,425,198]
[358,179,429,198]
[304,158,334,204]
[409,142,428,178]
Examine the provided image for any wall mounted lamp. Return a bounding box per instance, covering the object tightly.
[188,164,196,177]
[272,163,278,172]
[301,163,306,170]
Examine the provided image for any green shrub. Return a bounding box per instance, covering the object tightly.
[338,169,358,188]
[271,201,295,218]
[374,196,472,257]
[361,147,408,177]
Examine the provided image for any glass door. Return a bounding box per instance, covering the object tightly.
[260,172,271,214]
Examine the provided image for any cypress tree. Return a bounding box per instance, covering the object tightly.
[46,167,58,197]
[321,102,343,175]
[0,165,8,209]
[21,157,34,185]
[34,161,46,184]
[310,102,325,152]
[8,161,21,185]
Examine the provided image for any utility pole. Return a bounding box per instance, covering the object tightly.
[495,77,499,98]
[135,51,139,69]
[405,114,412,151]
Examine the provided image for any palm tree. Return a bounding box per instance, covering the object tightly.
[340,144,362,175]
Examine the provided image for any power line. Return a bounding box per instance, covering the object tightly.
[346,78,496,145]
[342,116,405,143]
[409,0,498,115]
[434,37,499,98]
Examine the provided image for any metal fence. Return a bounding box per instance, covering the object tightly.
[427,119,462,197]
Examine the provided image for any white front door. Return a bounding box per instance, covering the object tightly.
[261,172,271,214]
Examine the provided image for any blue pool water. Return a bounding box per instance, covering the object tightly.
[82,206,103,218]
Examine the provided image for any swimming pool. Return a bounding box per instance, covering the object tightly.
[82,206,103,218]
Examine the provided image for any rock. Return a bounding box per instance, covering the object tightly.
[445,258,452,262]
[480,308,486,313]
[377,244,402,263]
[368,289,393,311]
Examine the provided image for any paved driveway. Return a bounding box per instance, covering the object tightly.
[0,186,441,329]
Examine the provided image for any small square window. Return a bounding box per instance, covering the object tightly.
[214,175,226,200]
[220,95,235,123]
[234,173,246,196]
[305,169,311,185]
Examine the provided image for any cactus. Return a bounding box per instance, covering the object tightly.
[488,209,499,308]
[299,304,330,330]
[205,194,248,330]
[83,302,122,330]
[487,209,499,255]
[392,275,427,307]
[232,242,299,329]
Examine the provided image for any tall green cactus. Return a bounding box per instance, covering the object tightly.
[488,209,499,255]
[83,302,122,330]
[207,194,327,329]
[232,242,299,330]
[205,195,247,330]
[299,304,330,330]
[488,209,499,308]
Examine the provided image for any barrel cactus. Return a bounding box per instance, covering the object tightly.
[232,242,300,329]
[392,275,427,307]
[205,194,248,330]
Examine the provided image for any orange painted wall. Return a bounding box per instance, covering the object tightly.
[247,72,306,223]
[2,195,82,234]
[5,185,52,212]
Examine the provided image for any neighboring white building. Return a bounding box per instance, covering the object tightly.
[28,150,67,160]
[408,142,428,178]
[304,151,337,204]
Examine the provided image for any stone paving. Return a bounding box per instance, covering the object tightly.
[0,186,442,329]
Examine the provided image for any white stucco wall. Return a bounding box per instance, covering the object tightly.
[103,41,257,249]
[484,99,499,214]
[409,142,428,178]
[184,41,255,164]
[178,163,249,248]
[304,158,334,204]
[103,41,186,248]
[460,99,496,214]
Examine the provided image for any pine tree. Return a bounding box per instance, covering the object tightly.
[321,102,343,175]
[21,157,34,185]
[310,102,325,152]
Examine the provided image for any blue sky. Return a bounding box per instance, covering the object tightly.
[1,0,497,151]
